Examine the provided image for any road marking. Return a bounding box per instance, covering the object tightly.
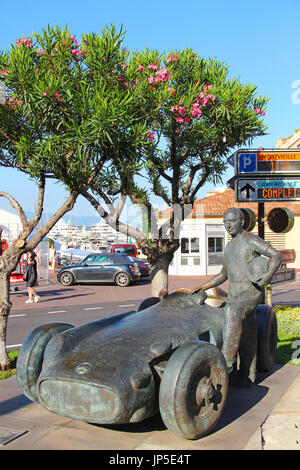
[10,314,27,318]
[118,304,136,307]
[48,310,66,314]
[84,307,103,311]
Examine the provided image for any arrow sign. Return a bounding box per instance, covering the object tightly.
[240,183,255,199]
[235,177,300,202]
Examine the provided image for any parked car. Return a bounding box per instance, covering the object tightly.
[110,244,138,257]
[16,288,277,440]
[57,252,140,287]
[128,257,150,278]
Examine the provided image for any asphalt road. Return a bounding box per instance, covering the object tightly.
[6,274,300,350]
[6,299,141,349]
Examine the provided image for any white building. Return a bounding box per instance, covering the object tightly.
[0,208,22,242]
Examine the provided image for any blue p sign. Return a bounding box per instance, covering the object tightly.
[238,153,257,173]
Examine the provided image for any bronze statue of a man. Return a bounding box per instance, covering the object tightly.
[199,207,282,386]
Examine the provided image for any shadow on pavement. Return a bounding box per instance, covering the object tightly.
[0,394,31,417]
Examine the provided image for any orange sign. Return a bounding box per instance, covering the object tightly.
[279,249,296,263]
[257,152,300,161]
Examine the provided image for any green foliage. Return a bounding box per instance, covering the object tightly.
[0,25,161,191]
[275,305,300,365]
[0,349,19,379]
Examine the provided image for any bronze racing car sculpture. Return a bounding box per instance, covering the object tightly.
[16,287,277,440]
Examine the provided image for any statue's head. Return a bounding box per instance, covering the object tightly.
[223,208,244,237]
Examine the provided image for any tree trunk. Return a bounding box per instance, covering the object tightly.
[150,254,171,297]
[0,271,12,368]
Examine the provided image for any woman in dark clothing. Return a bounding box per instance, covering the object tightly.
[25,251,40,304]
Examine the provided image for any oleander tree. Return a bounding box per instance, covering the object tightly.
[78,48,268,296]
[0,25,163,368]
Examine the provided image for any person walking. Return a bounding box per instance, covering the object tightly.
[25,251,40,304]
[49,242,56,272]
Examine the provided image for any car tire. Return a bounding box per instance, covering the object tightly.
[115,272,130,287]
[59,271,74,286]
[256,305,278,371]
[159,341,228,440]
[16,321,74,402]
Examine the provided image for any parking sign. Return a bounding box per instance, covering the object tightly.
[238,153,257,173]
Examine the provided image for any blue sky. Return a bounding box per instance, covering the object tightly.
[0,0,299,220]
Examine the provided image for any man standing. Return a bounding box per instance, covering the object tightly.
[198,207,282,386]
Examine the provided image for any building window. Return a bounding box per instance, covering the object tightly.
[208,237,224,265]
[181,237,200,254]
[191,237,200,253]
[181,257,188,265]
[193,257,200,265]
[181,238,189,253]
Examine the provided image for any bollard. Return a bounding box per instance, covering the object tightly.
[266,284,272,306]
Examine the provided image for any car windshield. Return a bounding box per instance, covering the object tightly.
[113,246,135,256]
[81,255,113,266]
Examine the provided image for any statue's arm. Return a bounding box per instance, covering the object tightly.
[254,239,282,287]
[193,265,228,293]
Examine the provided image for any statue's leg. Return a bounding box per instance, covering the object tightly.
[238,308,257,383]
[221,303,243,366]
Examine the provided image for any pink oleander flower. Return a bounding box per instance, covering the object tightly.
[54,92,63,102]
[255,107,266,116]
[203,84,212,92]
[34,68,39,74]
[138,64,144,72]
[43,92,48,96]
[148,64,158,70]
[16,37,32,48]
[148,75,156,84]
[148,131,155,141]
[72,49,82,58]
[0,69,9,75]
[167,86,177,96]
[6,96,23,109]
[69,35,78,44]
[191,102,202,118]
[155,68,169,82]
[175,116,185,123]
[166,54,178,63]
[200,94,215,107]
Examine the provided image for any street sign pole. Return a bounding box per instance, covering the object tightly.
[258,202,265,240]
[0,80,5,105]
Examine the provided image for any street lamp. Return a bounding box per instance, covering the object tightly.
[0,80,5,104]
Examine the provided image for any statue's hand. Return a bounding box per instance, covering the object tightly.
[193,289,207,304]
[257,274,272,287]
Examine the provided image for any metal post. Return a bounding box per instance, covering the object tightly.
[266,285,272,306]
[0,80,5,105]
[258,202,266,303]
[258,202,265,239]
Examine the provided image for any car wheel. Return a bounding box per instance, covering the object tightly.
[59,271,74,286]
[256,305,278,371]
[16,321,74,402]
[115,272,130,287]
[159,341,228,440]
